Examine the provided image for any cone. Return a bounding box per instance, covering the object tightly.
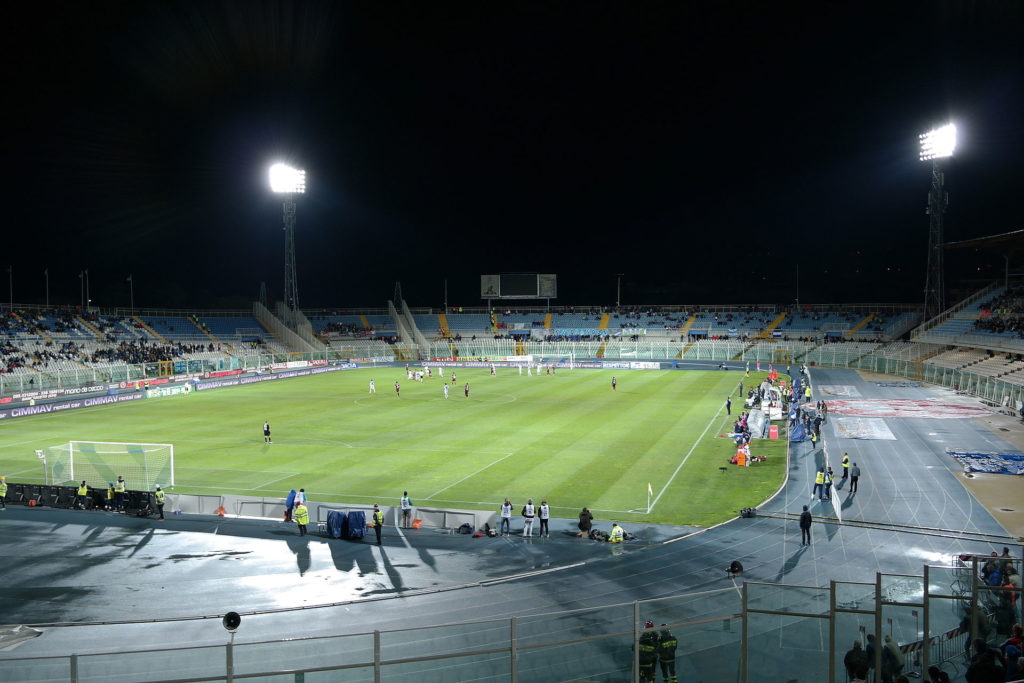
[216,506,226,517]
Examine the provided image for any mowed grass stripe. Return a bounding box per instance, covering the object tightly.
[0,368,785,526]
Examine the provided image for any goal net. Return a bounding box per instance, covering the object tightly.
[43,441,174,491]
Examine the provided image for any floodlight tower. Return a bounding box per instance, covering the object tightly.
[269,163,306,311]
[919,123,956,320]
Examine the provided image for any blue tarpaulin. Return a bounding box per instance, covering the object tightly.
[790,422,807,443]
[946,450,1024,476]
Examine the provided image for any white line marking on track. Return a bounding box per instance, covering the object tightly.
[427,452,517,500]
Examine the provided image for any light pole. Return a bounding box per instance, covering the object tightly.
[616,273,624,309]
[44,268,49,308]
[269,163,306,312]
[127,274,134,316]
[919,123,956,320]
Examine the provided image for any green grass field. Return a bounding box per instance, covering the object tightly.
[0,368,787,526]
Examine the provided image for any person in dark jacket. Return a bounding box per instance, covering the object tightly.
[658,625,678,683]
[799,505,812,545]
[844,639,869,680]
[965,638,1004,682]
[577,507,594,537]
[637,620,658,683]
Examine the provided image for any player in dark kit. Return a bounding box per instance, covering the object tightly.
[464,382,470,398]
[263,420,272,444]
[394,381,400,397]
[611,376,617,391]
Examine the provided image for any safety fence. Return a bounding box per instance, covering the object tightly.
[1,558,1019,682]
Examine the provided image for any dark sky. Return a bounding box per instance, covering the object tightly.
[6,1,1024,310]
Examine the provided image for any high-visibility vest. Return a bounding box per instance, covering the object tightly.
[373,509,384,526]
[78,485,88,496]
[294,505,309,525]
[155,490,165,505]
[0,481,9,496]
[114,480,125,493]
[609,525,623,543]
[815,471,825,485]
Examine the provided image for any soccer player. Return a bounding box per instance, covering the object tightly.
[443,383,449,399]
[394,381,400,397]
[369,379,376,394]
[611,376,617,391]
[464,382,470,398]
[451,372,457,385]
[263,420,272,444]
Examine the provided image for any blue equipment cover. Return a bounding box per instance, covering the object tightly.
[285,489,296,509]
[790,422,807,443]
[344,510,367,539]
[327,510,346,538]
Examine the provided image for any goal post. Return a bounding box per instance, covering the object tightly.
[43,441,174,491]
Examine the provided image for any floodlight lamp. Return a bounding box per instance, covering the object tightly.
[919,123,956,161]
[269,163,306,194]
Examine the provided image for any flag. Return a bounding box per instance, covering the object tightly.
[647,482,653,496]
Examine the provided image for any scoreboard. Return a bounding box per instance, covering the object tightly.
[480,274,557,299]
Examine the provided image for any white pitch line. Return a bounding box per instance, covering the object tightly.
[427,452,517,500]
[647,406,725,513]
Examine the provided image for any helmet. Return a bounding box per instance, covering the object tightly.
[645,620,654,629]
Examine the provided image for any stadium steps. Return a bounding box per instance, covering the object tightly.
[358,314,372,330]
[14,313,54,344]
[679,313,698,336]
[437,313,451,337]
[677,342,694,359]
[75,316,105,342]
[598,313,610,330]
[189,316,220,346]
[543,313,552,328]
[596,341,608,358]
[845,312,876,338]
[515,341,525,355]
[757,311,788,339]
[133,316,169,344]
[794,342,821,362]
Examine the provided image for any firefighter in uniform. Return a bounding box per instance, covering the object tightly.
[75,481,89,510]
[657,624,678,683]
[154,485,166,520]
[608,522,624,543]
[638,620,659,683]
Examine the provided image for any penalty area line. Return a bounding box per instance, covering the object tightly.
[427,452,517,500]
[647,406,726,514]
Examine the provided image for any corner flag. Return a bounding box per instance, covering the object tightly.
[647,482,653,496]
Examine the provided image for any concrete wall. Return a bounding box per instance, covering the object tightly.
[165,492,490,530]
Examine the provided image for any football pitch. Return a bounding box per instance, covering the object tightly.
[0,368,787,526]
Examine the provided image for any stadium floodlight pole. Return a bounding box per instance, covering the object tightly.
[269,163,306,312]
[919,123,956,320]
[616,273,624,309]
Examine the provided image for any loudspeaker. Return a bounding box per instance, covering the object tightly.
[727,561,743,575]
[223,612,241,632]
[740,507,756,518]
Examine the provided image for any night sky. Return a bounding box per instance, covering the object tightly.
[7,1,1024,310]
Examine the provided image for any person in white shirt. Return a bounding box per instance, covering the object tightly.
[369,379,376,394]
[443,383,449,399]
[399,491,413,528]
[522,498,536,537]
[499,498,513,536]
[539,500,550,537]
